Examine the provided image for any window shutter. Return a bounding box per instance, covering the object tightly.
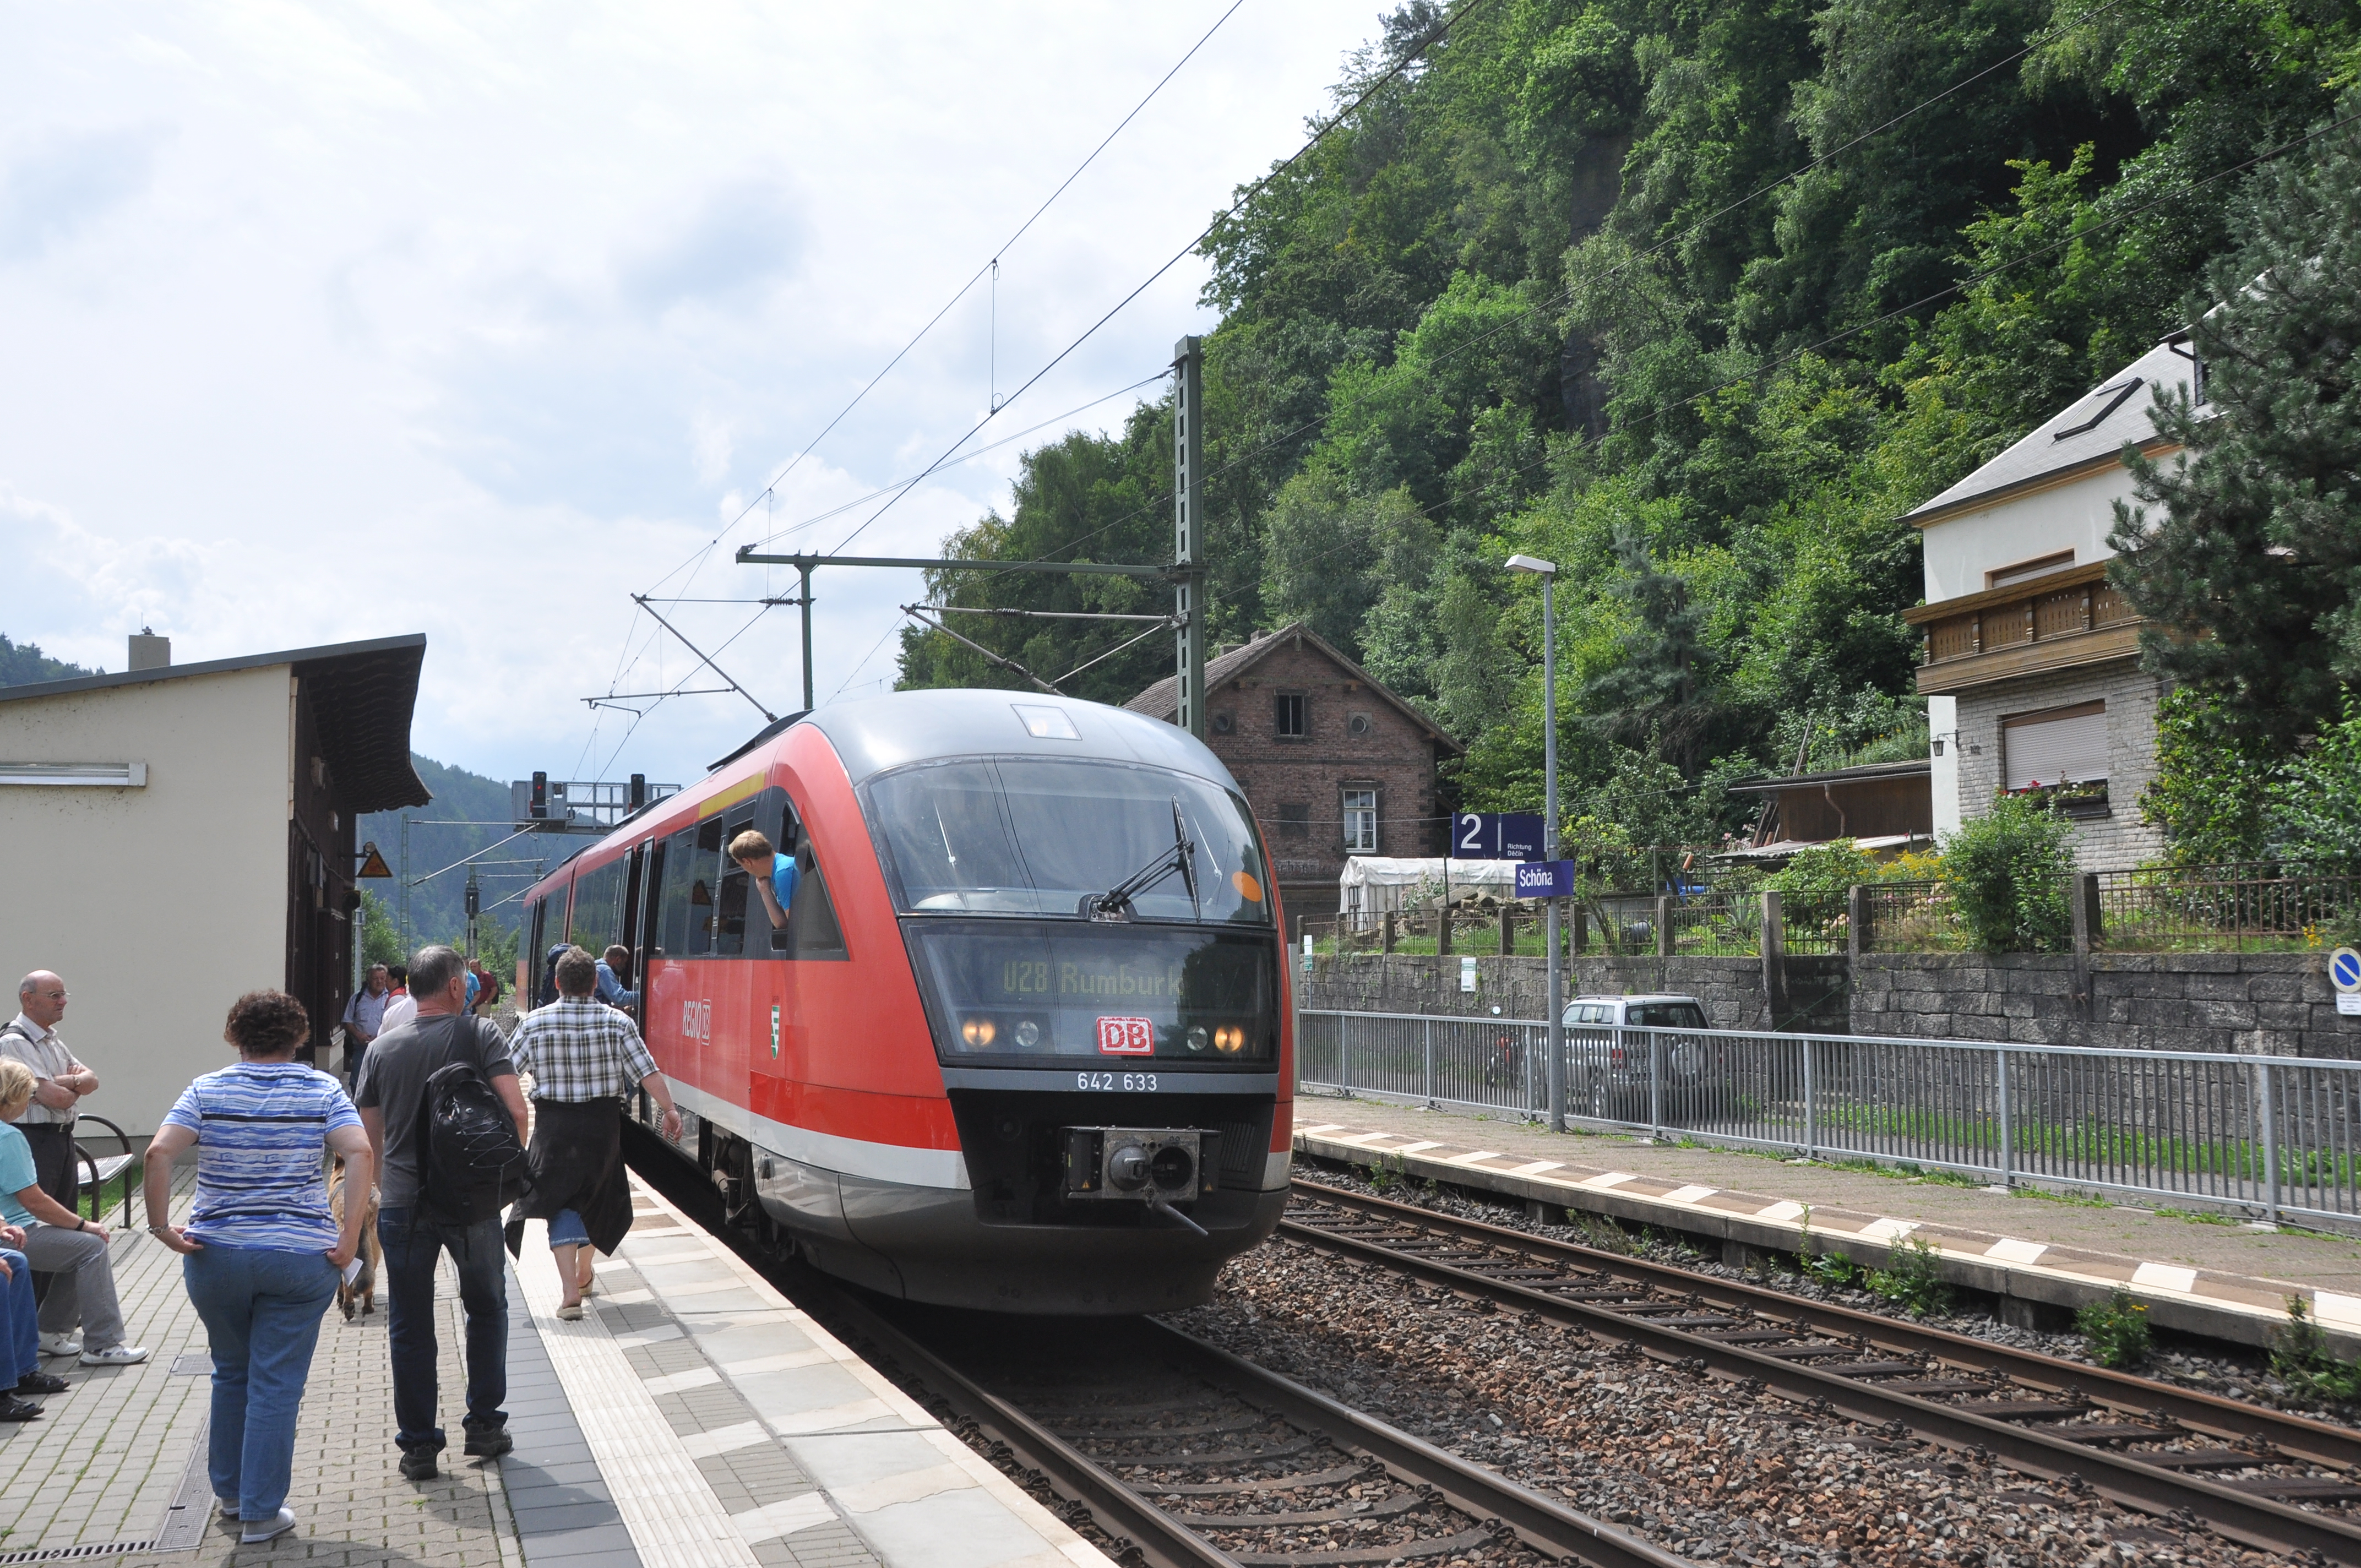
[2004,703,2107,790]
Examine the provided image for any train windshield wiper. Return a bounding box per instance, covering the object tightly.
[1084,799,1199,922]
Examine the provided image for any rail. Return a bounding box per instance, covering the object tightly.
[1294,1010,2361,1231]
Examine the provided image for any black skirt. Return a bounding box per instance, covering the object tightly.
[514,1097,633,1256]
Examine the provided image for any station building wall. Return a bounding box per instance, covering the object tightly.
[0,665,293,1136]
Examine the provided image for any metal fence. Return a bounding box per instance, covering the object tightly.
[2095,864,2361,953]
[1297,1009,2361,1232]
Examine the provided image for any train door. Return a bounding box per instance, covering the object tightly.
[632,837,663,1036]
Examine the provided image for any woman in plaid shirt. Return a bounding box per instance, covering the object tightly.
[507,948,681,1319]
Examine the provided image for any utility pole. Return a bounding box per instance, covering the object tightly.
[798,562,815,712]
[1172,335,1207,740]
[1508,554,1563,1131]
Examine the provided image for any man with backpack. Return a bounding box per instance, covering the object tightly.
[355,946,526,1482]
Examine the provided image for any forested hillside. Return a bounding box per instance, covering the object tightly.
[358,756,533,955]
[0,634,96,685]
[896,0,2358,854]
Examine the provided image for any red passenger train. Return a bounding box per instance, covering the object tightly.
[517,689,1293,1314]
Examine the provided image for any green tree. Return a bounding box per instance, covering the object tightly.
[2265,693,2361,871]
[358,889,406,971]
[2137,688,2278,865]
[2109,100,2361,744]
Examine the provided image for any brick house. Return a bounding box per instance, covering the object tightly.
[1127,623,1461,924]
[1903,335,2201,870]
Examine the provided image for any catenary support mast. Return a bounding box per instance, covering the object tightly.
[1172,336,1206,741]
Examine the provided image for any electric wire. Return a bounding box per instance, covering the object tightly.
[820,0,1505,560]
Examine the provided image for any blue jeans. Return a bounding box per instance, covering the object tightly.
[377,1208,507,1455]
[547,1209,590,1249]
[0,1249,35,1382]
[182,1246,337,1521]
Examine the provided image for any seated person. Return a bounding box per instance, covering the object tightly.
[595,946,637,1009]
[0,1060,145,1366]
[0,1222,63,1418]
[728,830,798,935]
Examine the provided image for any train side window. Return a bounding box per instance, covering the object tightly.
[713,807,758,957]
[785,845,848,960]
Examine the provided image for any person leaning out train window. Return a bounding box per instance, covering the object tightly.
[728,830,798,933]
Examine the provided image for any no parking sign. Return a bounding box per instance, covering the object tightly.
[2332,946,2361,1016]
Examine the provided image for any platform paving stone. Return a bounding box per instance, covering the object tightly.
[1296,1097,2361,1347]
[4,1171,524,1567]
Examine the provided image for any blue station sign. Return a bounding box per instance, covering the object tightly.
[1453,811,1547,861]
[1514,859,1577,899]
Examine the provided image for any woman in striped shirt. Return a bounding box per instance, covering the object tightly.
[142,990,373,1547]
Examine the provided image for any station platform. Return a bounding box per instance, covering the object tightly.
[7,1173,1111,1568]
[1293,1097,2361,1352]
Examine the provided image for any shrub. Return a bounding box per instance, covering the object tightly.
[1939,793,2076,951]
[2076,1289,2151,1369]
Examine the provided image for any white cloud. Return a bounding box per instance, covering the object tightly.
[0,0,1381,787]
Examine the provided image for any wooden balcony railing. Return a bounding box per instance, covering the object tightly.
[1903,561,2142,693]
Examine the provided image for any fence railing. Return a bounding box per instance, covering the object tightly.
[2095,864,2361,953]
[1296,1009,2361,1232]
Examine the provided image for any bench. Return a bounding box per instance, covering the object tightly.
[68,1115,138,1227]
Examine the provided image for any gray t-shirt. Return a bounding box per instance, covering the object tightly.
[354,1014,514,1210]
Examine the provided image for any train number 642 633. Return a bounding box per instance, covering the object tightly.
[1075,1071,1160,1092]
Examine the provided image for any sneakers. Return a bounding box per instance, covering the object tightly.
[398,1449,440,1482]
[217,1498,238,1518]
[239,1507,297,1544]
[0,1395,41,1422]
[462,1429,513,1460]
[79,1344,149,1366]
[37,1333,79,1357]
[13,1371,68,1396]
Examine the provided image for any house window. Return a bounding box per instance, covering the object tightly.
[2003,701,2109,814]
[1276,803,1309,840]
[1341,787,1377,853]
[1986,551,2075,590]
[1346,711,1372,738]
[1275,692,1307,738]
[1211,710,1234,735]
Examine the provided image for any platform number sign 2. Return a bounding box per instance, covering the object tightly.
[2333,948,2361,1016]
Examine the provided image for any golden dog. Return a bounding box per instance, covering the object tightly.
[328,1160,381,1321]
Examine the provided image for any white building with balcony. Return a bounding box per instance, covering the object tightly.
[1907,337,2200,868]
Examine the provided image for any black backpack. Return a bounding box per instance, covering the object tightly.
[419,1054,527,1227]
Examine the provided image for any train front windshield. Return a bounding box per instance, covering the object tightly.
[868,758,1280,1066]
[868,759,1272,924]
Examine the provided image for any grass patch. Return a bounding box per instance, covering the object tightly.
[2076,1289,2152,1368]
[2153,1205,2242,1227]
[2012,1184,2110,1208]
[1863,1235,1952,1316]
[2271,1297,2361,1404]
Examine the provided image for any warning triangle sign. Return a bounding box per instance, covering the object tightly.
[357,842,393,879]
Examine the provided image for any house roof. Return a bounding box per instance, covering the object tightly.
[1902,337,2200,527]
[1124,622,1463,752]
[1724,757,1931,795]
[0,633,432,812]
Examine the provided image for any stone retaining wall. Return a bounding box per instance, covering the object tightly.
[1297,948,2361,1057]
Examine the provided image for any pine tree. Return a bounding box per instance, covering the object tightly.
[2108,100,2361,743]
[1579,522,1717,772]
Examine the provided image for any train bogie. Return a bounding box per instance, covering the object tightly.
[523,690,1294,1315]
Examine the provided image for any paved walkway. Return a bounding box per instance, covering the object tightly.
[1294,1095,2361,1349]
[6,1169,1109,1568]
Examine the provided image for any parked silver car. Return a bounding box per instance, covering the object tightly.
[1559,994,1718,1119]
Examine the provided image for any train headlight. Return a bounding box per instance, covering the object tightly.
[1213,1025,1245,1054]
[960,1016,998,1048]
[1013,1019,1041,1049]
[1186,1025,1210,1053]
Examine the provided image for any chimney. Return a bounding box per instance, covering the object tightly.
[128,628,170,671]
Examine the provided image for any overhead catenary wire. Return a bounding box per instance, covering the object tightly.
[821,0,1506,561]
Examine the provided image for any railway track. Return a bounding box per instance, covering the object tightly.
[625,1129,1679,1568]
[1283,1177,2361,1561]
[809,1278,1691,1568]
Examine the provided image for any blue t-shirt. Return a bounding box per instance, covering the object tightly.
[770,853,800,921]
[162,1061,362,1252]
[0,1124,37,1228]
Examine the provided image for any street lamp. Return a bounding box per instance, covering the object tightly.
[1505,553,1564,1133]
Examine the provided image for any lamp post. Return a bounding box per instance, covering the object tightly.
[1505,553,1563,1132]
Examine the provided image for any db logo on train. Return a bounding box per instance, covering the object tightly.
[1095,1016,1155,1055]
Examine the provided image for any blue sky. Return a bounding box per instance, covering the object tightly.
[0,1,1381,788]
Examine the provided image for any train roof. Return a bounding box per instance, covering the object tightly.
[804,688,1242,793]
